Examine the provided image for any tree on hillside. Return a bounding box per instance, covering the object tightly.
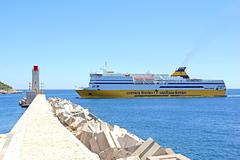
[0,81,13,90]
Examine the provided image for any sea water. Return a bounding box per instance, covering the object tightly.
[0,89,240,160]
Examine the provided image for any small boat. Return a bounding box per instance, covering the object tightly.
[19,97,30,108]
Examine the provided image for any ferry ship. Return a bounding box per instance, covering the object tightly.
[76,67,226,98]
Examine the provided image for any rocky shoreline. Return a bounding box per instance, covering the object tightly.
[48,98,190,160]
[0,89,22,94]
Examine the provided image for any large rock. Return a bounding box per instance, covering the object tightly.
[125,144,142,154]
[89,137,101,153]
[55,109,65,116]
[58,112,70,124]
[64,116,76,126]
[131,138,153,156]
[88,113,98,121]
[99,148,132,160]
[64,104,74,113]
[112,125,125,137]
[89,129,121,153]
[87,120,101,133]
[75,130,95,149]
[153,147,175,156]
[69,117,86,130]
[131,138,164,160]
[165,148,175,155]
[109,131,121,148]
[77,121,99,133]
[141,142,161,160]
[100,121,111,132]
[118,133,142,148]
[95,131,118,152]
[73,111,88,120]
[146,154,190,160]
[51,103,62,113]
[117,156,141,160]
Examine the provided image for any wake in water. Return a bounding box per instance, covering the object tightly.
[227,95,240,98]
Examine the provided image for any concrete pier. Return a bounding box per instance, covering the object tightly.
[0,94,99,160]
[0,95,190,160]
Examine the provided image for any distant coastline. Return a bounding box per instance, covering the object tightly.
[0,81,22,94]
[0,90,22,94]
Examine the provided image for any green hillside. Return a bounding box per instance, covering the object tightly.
[0,81,13,90]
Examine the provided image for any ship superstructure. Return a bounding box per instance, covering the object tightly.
[76,67,226,98]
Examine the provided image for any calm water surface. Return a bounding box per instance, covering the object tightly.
[0,89,240,160]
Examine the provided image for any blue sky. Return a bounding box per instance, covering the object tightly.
[0,0,239,89]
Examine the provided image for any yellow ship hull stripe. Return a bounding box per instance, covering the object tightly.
[76,90,226,98]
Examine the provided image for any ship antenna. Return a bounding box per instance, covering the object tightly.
[100,62,108,73]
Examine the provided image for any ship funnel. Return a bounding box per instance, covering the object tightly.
[171,67,190,79]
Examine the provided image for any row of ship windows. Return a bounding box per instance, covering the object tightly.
[90,80,223,84]
[91,85,224,90]
[159,86,203,88]
[92,86,204,88]
[90,82,224,85]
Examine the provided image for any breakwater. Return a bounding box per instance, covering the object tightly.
[0,94,190,160]
[0,95,99,160]
[48,97,190,160]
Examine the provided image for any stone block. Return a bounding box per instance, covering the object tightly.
[98,148,116,160]
[92,121,101,133]
[78,121,99,133]
[64,104,74,114]
[58,112,70,124]
[51,104,61,113]
[64,116,76,126]
[95,131,116,151]
[100,121,110,132]
[125,144,142,153]
[81,109,90,118]
[141,142,161,160]
[146,154,190,160]
[88,122,97,133]
[153,148,168,156]
[165,148,175,155]
[109,131,121,148]
[99,148,131,160]
[69,117,85,130]
[88,120,102,133]
[119,133,143,148]
[115,149,132,159]
[74,130,82,139]
[117,156,141,160]
[88,113,98,121]
[112,125,127,137]
[76,130,95,149]
[131,138,154,157]
[89,137,101,153]
[55,108,64,116]
[70,107,82,114]
[112,125,121,135]
[72,111,84,118]
[77,123,90,133]
[86,115,93,121]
